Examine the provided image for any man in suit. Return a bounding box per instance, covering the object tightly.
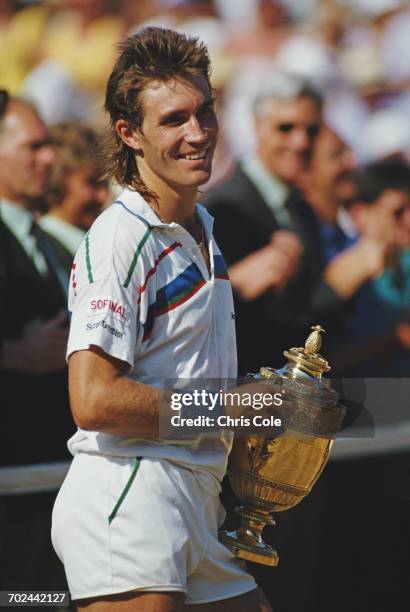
[0,91,74,590]
[206,73,344,374]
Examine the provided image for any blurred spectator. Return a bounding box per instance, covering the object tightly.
[39,122,109,256]
[225,0,291,58]
[358,108,410,162]
[133,0,227,71]
[380,5,410,86]
[206,74,345,612]
[21,60,95,125]
[0,0,48,93]
[275,1,349,90]
[39,0,123,94]
[205,72,345,373]
[302,125,401,373]
[120,0,161,28]
[305,124,356,221]
[0,91,74,590]
[19,0,124,125]
[304,124,357,261]
[329,157,410,375]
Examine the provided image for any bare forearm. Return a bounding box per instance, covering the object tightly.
[69,348,170,438]
[324,263,369,299]
[79,377,166,438]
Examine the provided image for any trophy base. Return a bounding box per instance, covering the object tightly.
[219,506,279,566]
[219,529,279,566]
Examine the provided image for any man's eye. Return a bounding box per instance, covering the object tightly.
[164,114,186,126]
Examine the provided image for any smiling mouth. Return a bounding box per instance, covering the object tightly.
[179,145,210,161]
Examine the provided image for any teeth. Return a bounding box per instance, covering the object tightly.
[182,148,208,160]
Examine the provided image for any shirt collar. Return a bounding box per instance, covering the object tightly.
[240,156,290,209]
[115,187,214,235]
[38,214,85,256]
[240,157,291,227]
[0,198,34,241]
[337,207,358,240]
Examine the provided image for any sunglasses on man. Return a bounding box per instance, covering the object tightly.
[276,122,321,138]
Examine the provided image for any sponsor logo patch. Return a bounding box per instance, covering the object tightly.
[90,299,126,319]
[86,319,125,339]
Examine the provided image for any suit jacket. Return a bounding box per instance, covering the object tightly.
[205,165,343,373]
[0,220,75,467]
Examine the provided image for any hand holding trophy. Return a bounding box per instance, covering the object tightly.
[220,325,345,566]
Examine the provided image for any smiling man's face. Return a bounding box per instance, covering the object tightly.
[133,74,218,196]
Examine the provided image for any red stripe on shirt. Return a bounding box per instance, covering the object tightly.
[138,241,182,302]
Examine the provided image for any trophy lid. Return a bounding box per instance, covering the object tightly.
[282,325,330,379]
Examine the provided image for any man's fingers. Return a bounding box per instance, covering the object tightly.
[271,230,303,255]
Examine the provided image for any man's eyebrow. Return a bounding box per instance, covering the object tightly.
[158,96,215,123]
[201,96,216,109]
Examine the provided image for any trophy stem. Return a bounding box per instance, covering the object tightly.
[220,506,279,566]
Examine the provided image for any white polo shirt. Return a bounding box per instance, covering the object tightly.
[66,188,237,483]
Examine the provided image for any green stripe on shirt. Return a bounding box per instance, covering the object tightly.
[123,228,152,288]
[85,232,94,283]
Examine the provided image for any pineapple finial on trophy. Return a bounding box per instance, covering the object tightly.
[304,325,326,356]
[281,324,331,378]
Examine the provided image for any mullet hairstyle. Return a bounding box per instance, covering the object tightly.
[104,27,212,204]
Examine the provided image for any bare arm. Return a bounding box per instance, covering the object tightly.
[69,347,290,438]
[69,347,165,438]
[324,238,389,300]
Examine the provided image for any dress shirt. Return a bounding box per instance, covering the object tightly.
[0,199,48,276]
[240,156,292,228]
[39,214,85,257]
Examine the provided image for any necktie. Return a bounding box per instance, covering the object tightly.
[30,222,70,300]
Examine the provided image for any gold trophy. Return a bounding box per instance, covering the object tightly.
[220,325,345,566]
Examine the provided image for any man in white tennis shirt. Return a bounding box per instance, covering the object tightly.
[52,27,274,611]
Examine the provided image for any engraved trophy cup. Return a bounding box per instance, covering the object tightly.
[220,325,345,566]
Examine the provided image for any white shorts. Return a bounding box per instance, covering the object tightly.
[51,453,257,603]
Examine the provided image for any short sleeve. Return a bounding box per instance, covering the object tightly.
[67,274,139,367]
[66,207,147,368]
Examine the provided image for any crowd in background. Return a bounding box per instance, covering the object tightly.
[1,1,410,611]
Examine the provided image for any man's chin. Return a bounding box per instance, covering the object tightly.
[184,169,213,189]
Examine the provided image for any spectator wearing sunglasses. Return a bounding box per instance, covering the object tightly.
[205,72,343,373]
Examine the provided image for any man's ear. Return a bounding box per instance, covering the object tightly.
[115,119,142,152]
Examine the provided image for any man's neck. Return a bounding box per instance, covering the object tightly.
[0,190,35,211]
[49,207,76,225]
[255,155,284,185]
[139,170,198,227]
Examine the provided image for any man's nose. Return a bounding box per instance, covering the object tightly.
[343,149,355,171]
[290,128,311,152]
[39,143,56,166]
[184,116,208,143]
